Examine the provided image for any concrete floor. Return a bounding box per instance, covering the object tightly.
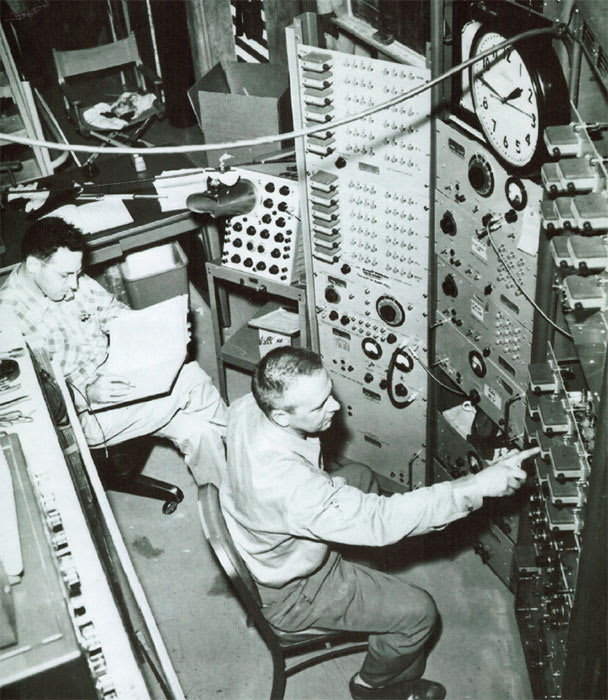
[106,284,533,700]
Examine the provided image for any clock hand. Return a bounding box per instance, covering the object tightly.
[477,75,505,101]
[502,87,523,103]
[489,94,535,120]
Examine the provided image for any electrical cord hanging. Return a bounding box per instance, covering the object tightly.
[407,345,469,397]
[0,25,560,157]
[485,229,574,341]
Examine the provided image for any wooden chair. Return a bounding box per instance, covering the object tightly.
[197,483,368,700]
[52,33,165,141]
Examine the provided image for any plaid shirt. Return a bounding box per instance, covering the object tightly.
[0,265,128,407]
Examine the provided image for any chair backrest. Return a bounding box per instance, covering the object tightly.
[198,484,267,616]
[52,33,143,83]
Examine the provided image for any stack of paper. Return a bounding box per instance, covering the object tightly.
[91,294,189,410]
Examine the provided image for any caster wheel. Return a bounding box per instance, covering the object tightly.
[162,500,178,515]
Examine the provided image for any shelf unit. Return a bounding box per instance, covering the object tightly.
[206,260,308,401]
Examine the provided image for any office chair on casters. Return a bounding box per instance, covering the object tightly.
[52,33,165,143]
[90,436,184,515]
[197,483,368,700]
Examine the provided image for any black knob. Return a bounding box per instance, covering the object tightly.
[276,217,286,228]
[247,226,256,235]
[243,258,253,268]
[442,274,458,298]
[482,347,491,357]
[260,229,270,239]
[469,389,481,405]
[335,156,347,169]
[263,198,273,208]
[230,254,241,263]
[379,379,388,390]
[271,249,281,258]
[324,287,340,304]
[329,310,339,321]
[440,211,457,236]
[278,201,288,211]
[395,383,408,397]
[341,264,351,274]
[340,315,350,326]
[364,373,373,384]
[505,209,518,224]
[265,182,275,192]
[262,214,272,224]
[386,333,397,344]
[257,245,265,253]
[246,242,254,250]
[232,222,243,232]
[484,284,493,295]
[274,233,284,242]
[269,265,279,274]
[233,238,242,248]
[256,261,266,271]
[279,185,290,196]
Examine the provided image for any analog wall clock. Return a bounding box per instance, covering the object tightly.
[469,25,569,172]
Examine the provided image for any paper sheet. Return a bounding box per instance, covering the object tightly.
[90,294,188,410]
[45,199,133,234]
[153,168,209,211]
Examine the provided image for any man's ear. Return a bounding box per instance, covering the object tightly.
[270,407,290,428]
[25,256,42,275]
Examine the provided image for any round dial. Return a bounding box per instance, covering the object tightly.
[505,176,528,211]
[470,30,540,168]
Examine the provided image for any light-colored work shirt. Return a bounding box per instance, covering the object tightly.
[0,265,127,408]
[221,393,485,588]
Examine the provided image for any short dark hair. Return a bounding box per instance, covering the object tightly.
[22,217,85,262]
[252,346,324,416]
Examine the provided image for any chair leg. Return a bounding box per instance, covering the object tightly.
[269,648,287,700]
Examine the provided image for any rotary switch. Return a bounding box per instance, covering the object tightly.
[440,211,457,236]
[442,274,458,298]
[376,296,405,327]
[324,286,340,304]
[468,154,495,197]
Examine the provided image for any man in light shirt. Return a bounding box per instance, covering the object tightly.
[0,217,227,486]
[221,346,538,700]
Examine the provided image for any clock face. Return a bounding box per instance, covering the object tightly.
[470,30,541,168]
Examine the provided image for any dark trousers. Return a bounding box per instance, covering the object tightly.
[258,462,439,688]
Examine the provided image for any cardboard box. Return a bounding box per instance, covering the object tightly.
[248,307,300,358]
[188,61,292,167]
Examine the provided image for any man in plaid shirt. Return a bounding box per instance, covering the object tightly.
[0,217,227,485]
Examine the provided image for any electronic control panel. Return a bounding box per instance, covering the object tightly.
[293,45,431,488]
[221,167,303,284]
[433,120,543,440]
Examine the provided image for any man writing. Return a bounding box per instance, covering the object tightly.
[220,346,538,700]
[0,217,227,485]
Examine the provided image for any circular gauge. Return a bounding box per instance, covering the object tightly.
[362,337,382,360]
[468,154,495,197]
[395,351,414,373]
[468,350,487,378]
[376,296,405,327]
[467,452,483,473]
[505,176,528,211]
